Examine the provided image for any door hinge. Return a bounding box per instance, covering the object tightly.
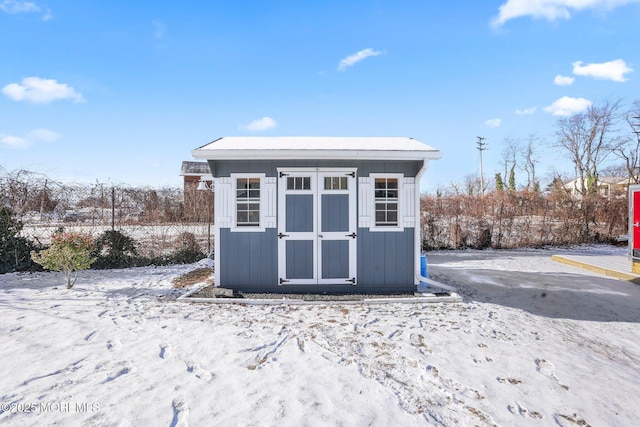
[346,277,356,284]
[346,171,356,177]
[345,232,357,238]
[278,232,289,239]
[279,171,289,178]
[279,278,290,285]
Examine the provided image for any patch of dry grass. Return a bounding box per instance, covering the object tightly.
[172,267,214,288]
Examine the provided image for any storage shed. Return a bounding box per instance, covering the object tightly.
[192,136,441,294]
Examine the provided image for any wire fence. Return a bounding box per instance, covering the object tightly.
[1,168,213,256]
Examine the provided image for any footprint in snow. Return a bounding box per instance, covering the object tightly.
[106,339,122,351]
[535,358,569,390]
[104,362,133,383]
[185,360,214,381]
[508,402,543,419]
[170,395,189,427]
[84,331,99,341]
[159,343,170,359]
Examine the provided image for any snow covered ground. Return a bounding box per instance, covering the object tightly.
[1,245,639,426]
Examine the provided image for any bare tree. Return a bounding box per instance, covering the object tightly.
[612,100,640,184]
[464,174,481,196]
[553,99,622,196]
[522,134,542,191]
[500,137,519,191]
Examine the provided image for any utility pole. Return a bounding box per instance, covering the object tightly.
[476,136,488,195]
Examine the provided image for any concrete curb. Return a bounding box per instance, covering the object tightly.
[177,286,463,305]
[551,254,640,284]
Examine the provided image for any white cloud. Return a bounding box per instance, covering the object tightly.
[337,48,383,71]
[26,128,61,142]
[491,0,640,27]
[544,96,593,116]
[554,74,575,86]
[572,59,633,82]
[0,128,61,149]
[0,0,39,14]
[0,134,31,149]
[2,77,85,104]
[516,106,537,115]
[0,1,51,21]
[485,118,502,128]
[242,117,277,132]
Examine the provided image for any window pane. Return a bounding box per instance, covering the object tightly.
[374,177,400,226]
[341,177,347,189]
[287,177,294,190]
[236,176,261,226]
[303,177,310,190]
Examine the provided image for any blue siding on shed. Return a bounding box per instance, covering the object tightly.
[212,159,419,293]
[219,228,277,287]
[209,159,422,177]
[357,228,415,286]
[219,227,415,292]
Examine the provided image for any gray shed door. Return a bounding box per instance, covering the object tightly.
[277,169,357,285]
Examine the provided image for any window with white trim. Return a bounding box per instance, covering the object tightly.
[374,177,399,226]
[236,177,260,226]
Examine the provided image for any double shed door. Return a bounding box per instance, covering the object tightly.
[277,168,357,285]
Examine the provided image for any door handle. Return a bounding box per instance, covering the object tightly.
[634,223,640,228]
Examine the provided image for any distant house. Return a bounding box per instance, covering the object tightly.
[191,136,441,294]
[562,176,629,198]
[180,161,214,222]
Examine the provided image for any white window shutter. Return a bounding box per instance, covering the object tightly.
[214,177,232,228]
[358,177,373,228]
[263,177,277,228]
[402,177,416,228]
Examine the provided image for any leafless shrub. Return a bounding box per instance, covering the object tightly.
[421,189,627,250]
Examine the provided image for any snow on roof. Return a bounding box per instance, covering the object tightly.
[180,161,210,176]
[192,136,441,161]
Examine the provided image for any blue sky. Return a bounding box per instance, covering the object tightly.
[1,0,639,191]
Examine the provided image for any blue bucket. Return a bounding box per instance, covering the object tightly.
[420,254,428,287]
